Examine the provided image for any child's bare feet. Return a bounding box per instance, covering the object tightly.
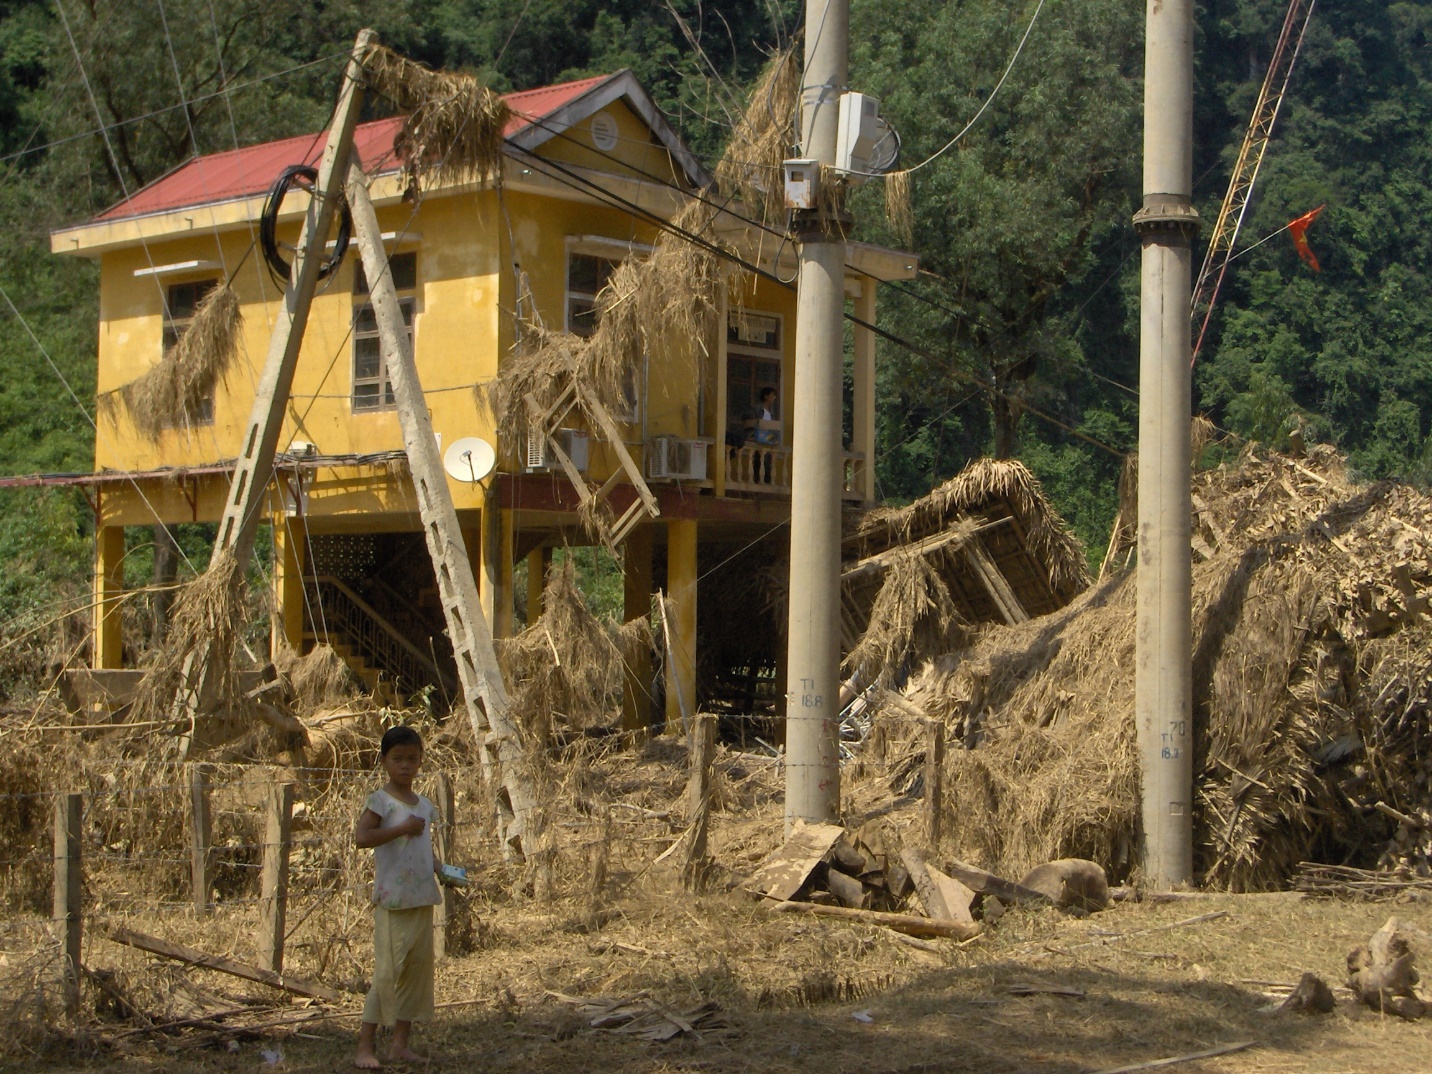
[353,1046,382,1069]
[387,1045,424,1062]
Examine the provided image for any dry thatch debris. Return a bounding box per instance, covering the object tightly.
[549,991,731,1042]
[844,547,962,687]
[361,44,508,195]
[885,444,1432,890]
[129,549,248,736]
[497,556,635,746]
[1295,862,1432,899]
[100,283,241,443]
[1347,916,1426,1019]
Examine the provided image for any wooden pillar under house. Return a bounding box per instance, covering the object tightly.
[622,524,654,732]
[526,546,551,625]
[93,524,125,669]
[665,519,698,732]
[271,515,308,656]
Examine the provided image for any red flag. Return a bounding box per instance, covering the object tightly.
[1288,205,1325,272]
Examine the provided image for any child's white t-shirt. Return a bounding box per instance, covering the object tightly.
[365,788,441,910]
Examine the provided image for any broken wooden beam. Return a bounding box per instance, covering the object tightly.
[943,858,1052,906]
[901,848,976,925]
[102,926,345,1003]
[764,900,982,941]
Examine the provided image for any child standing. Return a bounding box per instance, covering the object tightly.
[354,726,442,1069]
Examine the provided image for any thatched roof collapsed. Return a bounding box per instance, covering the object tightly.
[889,444,1432,891]
[851,458,1090,620]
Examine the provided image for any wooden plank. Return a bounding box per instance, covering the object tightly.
[745,820,846,902]
[900,848,973,925]
[188,763,213,915]
[103,927,344,1003]
[258,781,294,974]
[1088,1041,1257,1074]
[924,719,944,848]
[963,537,1030,624]
[765,900,981,941]
[684,714,716,888]
[943,858,1052,906]
[431,773,455,960]
[53,792,82,1016]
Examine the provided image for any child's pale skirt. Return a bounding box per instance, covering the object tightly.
[363,905,435,1026]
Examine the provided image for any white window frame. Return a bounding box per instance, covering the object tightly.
[351,251,418,413]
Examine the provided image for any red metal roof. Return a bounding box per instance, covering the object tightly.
[94,73,613,223]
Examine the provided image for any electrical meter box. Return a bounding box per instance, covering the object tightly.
[835,92,896,180]
[782,158,819,209]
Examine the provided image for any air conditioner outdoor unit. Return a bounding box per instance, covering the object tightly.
[646,436,707,481]
[526,427,589,472]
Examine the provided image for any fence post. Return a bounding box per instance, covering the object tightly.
[683,714,716,889]
[189,763,213,914]
[924,719,945,850]
[258,780,295,975]
[432,773,455,960]
[53,792,82,1016]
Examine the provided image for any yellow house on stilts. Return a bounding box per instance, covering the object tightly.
[45,70,918,730]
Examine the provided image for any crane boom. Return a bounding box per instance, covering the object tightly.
[1190,0,1317,362]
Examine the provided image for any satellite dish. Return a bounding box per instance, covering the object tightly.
[443,436,496,483]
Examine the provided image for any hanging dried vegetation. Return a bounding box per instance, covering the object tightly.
[361,44,509,194]
[100,283,241,443]
[844,547,963,688]
[486,48,801,448]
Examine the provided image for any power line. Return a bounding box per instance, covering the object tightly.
[504,135,1127,457]
[0,52,348,168]
[846,0,1049,178]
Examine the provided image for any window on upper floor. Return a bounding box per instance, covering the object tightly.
[727,309,783,444]
[565,252,618,339]
[352,252,418,412]
[162,278,218,426]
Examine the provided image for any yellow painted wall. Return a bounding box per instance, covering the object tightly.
[88,100,797,524]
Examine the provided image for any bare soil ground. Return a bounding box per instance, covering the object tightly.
[8,871,1430,1073]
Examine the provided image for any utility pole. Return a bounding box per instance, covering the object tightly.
[785,0,848,831]
[172,29,372,733]
[345,161,538,861]
[1133,0,1199,887]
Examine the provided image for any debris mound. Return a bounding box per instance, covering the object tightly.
[1347,916,1426,1019]
[893,445,1432,889]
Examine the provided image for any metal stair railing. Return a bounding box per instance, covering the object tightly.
[305,575,458,701]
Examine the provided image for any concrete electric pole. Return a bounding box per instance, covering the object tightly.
[1133,0,1200,887]
[785,0,849,830]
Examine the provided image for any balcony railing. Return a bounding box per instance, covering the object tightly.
[721,444,866,500]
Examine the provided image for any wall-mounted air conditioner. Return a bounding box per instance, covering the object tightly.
[526,427,589,472]
[646,436,707,481]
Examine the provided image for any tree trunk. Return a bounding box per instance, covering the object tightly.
[991,391,1024,459]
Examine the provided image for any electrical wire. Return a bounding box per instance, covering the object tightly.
[847,0,1049,179]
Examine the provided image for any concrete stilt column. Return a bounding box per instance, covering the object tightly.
[665,519,698,733]
[271,517,307,656]
[93,525,125,669]
[525,547,550,625]
[622,525,654,733]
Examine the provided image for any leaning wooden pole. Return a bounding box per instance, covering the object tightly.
[344,159,539,860]
[171,29,375,733]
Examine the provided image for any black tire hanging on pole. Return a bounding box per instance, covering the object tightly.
[258,164,353,286]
